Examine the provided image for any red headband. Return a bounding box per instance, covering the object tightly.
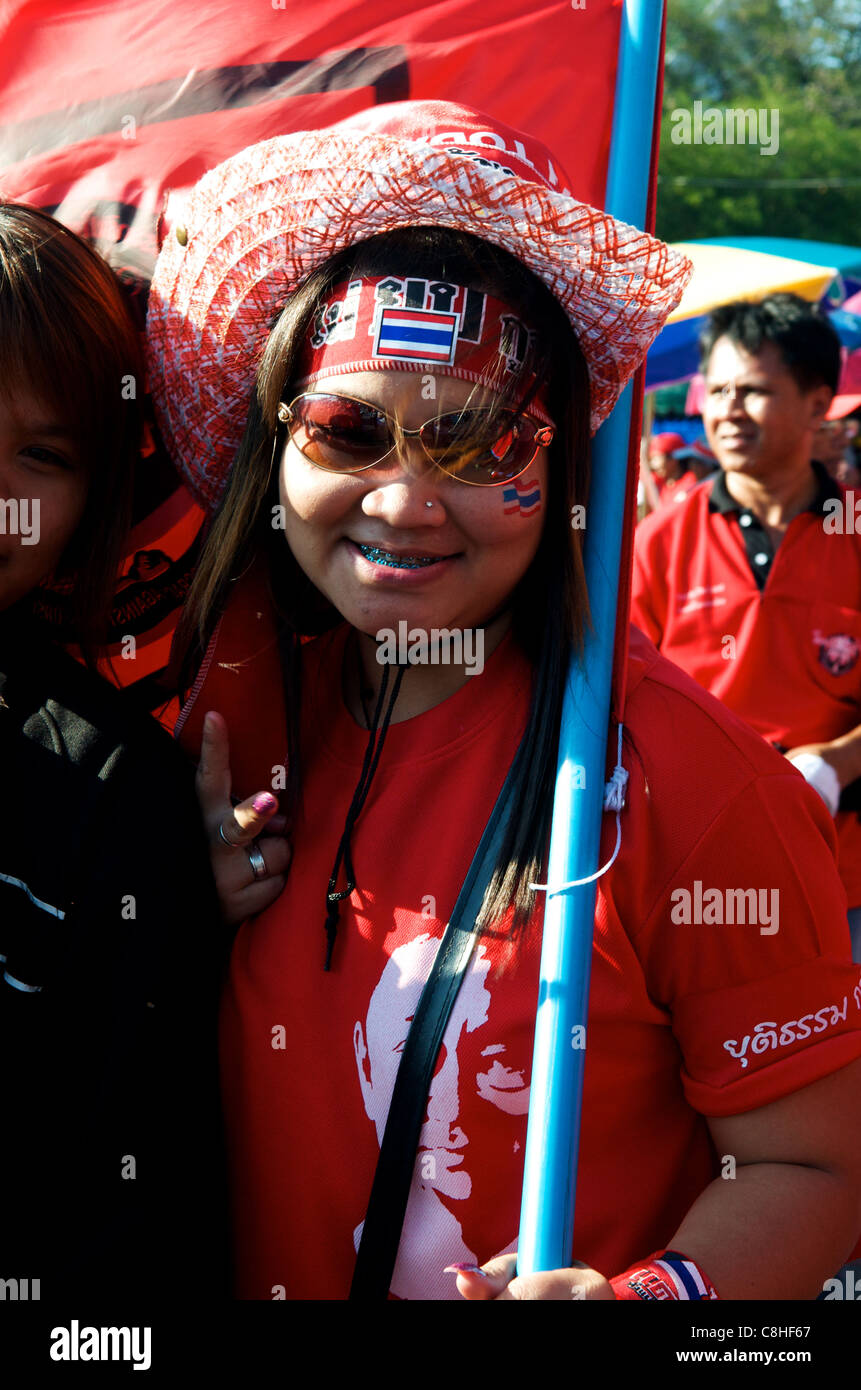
[295,274,552,424]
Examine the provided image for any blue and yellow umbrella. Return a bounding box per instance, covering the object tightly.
[646,237,861,389]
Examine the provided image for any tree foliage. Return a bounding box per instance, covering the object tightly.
[657,0,861,244]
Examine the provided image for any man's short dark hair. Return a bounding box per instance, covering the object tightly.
[699,292,840,395]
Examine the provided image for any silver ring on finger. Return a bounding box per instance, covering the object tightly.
[218,822,243,849]
[246,842,267,882]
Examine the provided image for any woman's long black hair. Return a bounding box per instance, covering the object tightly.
[175,225,593,944]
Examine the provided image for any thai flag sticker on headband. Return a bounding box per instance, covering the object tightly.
[295,275,553,427]
[374,306,459,364]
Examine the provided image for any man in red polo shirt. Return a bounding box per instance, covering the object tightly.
[632,294,861,956]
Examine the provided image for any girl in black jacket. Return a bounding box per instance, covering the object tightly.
[0,204,225,1304]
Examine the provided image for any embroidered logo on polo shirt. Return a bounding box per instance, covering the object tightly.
[676,583,726,615]
[812,629,860,676]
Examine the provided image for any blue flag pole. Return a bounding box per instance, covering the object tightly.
[517,0,666,1275]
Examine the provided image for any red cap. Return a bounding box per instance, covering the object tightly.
[650,432,686,455]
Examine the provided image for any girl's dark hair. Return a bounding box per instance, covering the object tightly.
[699,292,841,395]
[0,202,144,663]
[178,225,592,944]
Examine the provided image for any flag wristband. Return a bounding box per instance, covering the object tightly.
[611,1250,719,1301]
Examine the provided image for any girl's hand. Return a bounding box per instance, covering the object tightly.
[196,710,292,926]
[448,1254,616,1301]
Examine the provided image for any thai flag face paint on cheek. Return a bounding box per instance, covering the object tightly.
[502,476,542,517]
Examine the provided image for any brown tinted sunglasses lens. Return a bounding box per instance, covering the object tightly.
[287,395,392,471]
[416,409,550,482]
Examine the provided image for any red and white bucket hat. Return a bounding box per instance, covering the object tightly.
[146,99,693,512]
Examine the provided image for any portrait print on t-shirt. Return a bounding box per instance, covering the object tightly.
[352,932,531,1299]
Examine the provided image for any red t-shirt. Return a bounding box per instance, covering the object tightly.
[177,573,861,1300]
[632,470,861,906]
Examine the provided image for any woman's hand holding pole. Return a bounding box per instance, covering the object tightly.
[451,1256,616,1301]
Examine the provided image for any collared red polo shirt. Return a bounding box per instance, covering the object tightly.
[632,462,861,905]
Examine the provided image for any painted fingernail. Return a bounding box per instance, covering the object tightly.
[444,1264,487,1277]
[252,793,277,813]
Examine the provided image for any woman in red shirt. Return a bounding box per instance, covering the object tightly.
[148,101,861,1301]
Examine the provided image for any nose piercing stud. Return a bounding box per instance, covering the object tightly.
[425,500,434,509]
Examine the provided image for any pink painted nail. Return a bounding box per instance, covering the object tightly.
[252,793,277,813]
[444,1263,487,1277]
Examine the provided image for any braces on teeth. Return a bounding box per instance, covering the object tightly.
[358,544,440,569]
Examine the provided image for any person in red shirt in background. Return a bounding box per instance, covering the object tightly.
[656,439,719,512]
[649,430,686,484]
[642,433,717,514]
[813,394,861,491]
[672,438,720,489]
[642,429,685,511]
[632,294,861,962]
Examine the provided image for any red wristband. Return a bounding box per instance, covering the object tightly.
[611,1249,719,1301]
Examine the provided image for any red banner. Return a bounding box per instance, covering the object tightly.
[0,0,628,705]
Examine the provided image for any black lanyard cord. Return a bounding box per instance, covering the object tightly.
[323,659,408,970]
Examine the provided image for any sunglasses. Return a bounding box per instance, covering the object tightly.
[276,392,555,486]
